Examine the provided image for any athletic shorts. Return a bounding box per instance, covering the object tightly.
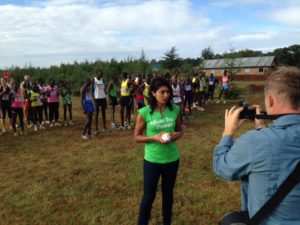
[119,96,131,107]
[109,96,118,106]
[95,98,107,109]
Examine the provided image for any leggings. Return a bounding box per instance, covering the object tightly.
[1,100,12,119]
[83,112,93,135]
[137,160,179,225]
[42,102,48,121]
[32,106,43,125]
[11,108,24,132]
[218,88,228,100]
[49,102,59,123]
[63,104,72,121]
[120,104,131,127]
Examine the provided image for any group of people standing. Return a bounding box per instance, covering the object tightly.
[80,69,231,139]
[0,73,73,136]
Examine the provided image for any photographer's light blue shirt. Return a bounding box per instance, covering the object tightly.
[213,115,300,225]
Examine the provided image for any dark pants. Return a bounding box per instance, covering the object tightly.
[49,102,59,123]
[42,101,48,121]
[63,104,72,121]
[138,160,179,225]
[32,106,43,125]
[208,87,215,101]
[11,108,24,132]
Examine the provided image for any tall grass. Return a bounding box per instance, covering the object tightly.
[0,82,265,225]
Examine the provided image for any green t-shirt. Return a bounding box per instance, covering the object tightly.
[139,104,180,164]
[61,88,72,105]
[109,83,117,97]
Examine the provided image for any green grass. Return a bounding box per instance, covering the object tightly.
[0,81,265,225]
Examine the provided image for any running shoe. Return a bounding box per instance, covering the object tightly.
[94,130,100,136]
[82,134,90,140]
[14,132,18,137]
[118,126,126,131]
[55,122,61,127]
[34,125,38,131]
[69,121,75,125]
[103,128,109,134]
[39,125,46,130]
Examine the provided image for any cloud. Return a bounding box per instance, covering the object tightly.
[0,0,215,67]
[230,32,277,42]
[268,7,300,27]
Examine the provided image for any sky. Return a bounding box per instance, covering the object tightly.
[0,0,300,68]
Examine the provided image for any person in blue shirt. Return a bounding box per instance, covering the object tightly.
[213,67,300,224]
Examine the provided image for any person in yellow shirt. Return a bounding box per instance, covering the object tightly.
[119,72,133,130]
[30,83,45,131]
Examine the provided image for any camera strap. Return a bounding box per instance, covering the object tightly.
[255,113,300,120]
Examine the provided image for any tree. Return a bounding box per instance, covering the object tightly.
[201,46,214,60]
[161,46,182,71]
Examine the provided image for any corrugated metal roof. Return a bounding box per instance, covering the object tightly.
[203,56,275,69]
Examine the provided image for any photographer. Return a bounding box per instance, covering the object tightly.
[213,67,300,224]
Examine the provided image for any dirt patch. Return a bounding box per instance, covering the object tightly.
[247,84,265,94]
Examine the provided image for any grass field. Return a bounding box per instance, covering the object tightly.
[0,81,265,225]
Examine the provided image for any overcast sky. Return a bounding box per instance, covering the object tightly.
[0,0,299,68]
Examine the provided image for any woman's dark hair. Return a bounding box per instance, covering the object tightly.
[148,77,173,114]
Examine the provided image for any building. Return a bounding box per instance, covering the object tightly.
[202,56,277,77]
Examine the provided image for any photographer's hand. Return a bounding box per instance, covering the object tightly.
[223,106,245,137]
[252,105,266,129]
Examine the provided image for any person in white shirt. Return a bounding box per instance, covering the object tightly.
[93,69,108,135]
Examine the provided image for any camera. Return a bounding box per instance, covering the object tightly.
[238,101,256,120]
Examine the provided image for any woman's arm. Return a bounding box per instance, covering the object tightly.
[134,114,163,143]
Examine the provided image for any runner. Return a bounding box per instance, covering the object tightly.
[81,78,94,140]
[93,69,108,135]
[216,70,230,104]
[45,79,60,127]
[10,81,26,136]
[183,76,193,119]
[30,83,45,131]
[60,81,74,126]
[207,73,219,103]
[0,77,12,132]
[119,72,132,130]
[107,77,119,129]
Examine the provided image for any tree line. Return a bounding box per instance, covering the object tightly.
[1,44,299,93]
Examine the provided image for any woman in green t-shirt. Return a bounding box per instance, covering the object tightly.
[134,77,183,225]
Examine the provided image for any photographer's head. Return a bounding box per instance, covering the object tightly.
[264,67,300,114]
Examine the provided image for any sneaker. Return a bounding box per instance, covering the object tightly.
[55,122,61,127]
[14,132,18,137]
[118,126,126,131]
[124,122,128,128]
[111,122,119,129]
[223,100,227,104]
[215,100,220,104]
[182,116,186,121]
[103,128,109,134]
[64,121,68,126]
[50,123,54,128]
[82,134,90,140]
[39,125,46,130]
[127,125,132,130]
[69,121,75,125]
[199,107,205,111]
[189,115,194,120]
[94,130,100,136]
[45,120,50,124]
[34,125,38,131]
[27,124,33,128]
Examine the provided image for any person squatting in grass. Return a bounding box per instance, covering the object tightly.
[213,67,300,224]
[134,77,183,225]
[81,78,95,140]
